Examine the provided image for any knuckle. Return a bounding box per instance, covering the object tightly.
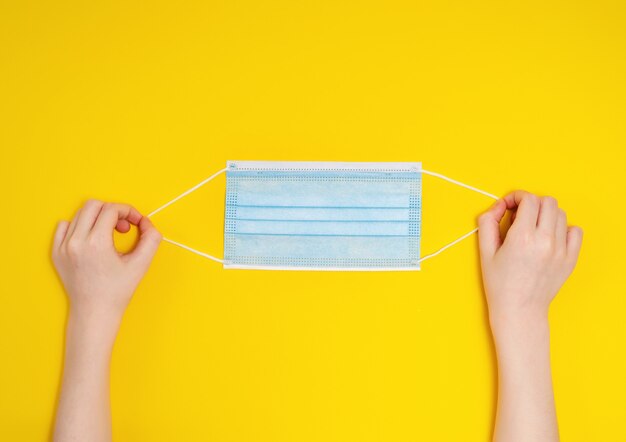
[511,228,532,245]
[537,233,555,252]
[520,192,538,207]
[542,196,557,207]
[527,194,540,205]
[87,234,101,248]
[571,226,584,242]
[66,239,81,256]
[522,231,535,246]
[147,228,163,242]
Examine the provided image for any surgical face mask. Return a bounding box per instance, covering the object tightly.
[148,161,498,271]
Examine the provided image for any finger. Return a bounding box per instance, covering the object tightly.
[92,203,143,237]
[116,219,131,233]
[73,199,105,238]
[556,208,567,252]
[566,226,583,264]
[537,196,558,233]
[127,216,162,268]
[53,221,70,252]
[62,208,82,247]
[503,190,540,231]
[478,198,507,258]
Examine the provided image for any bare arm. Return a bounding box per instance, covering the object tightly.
[478,191,583,442]
[52,200,162,442]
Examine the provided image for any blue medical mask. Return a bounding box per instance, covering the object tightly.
[148,161,498,271]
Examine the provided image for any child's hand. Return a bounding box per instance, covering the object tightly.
[52,200,162,324]
[478,191,583,330]
[52,201,161,441]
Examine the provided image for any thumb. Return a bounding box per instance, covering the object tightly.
[478,198,506,258]
[128,216,162,269]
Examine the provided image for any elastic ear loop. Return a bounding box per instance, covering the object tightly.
[147,168,227,263]
[147,167,499,265]
[416,170,498,264]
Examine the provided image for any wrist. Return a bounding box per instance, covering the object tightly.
[67,305,123,348]
[489,307,550,345]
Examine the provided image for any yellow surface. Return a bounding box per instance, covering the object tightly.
[1,1,625,440]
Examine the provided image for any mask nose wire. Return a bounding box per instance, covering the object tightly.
[417,169,499,264]
[147,167,227,263]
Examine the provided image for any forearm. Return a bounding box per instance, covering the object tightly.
[491,312,558,442]
[54,310,121,442]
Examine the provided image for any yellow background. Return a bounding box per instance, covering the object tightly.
[1,1,625,440]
